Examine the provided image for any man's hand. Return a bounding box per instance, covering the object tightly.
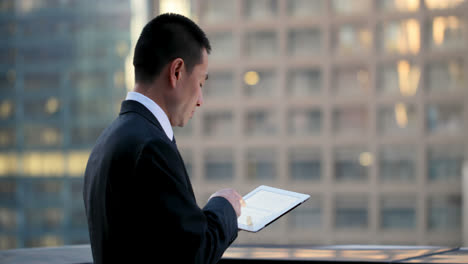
[209,188,246,217]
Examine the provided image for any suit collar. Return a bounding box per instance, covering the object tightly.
[119,100,165,133]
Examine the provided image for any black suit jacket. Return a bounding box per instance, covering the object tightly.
[83,100,238,264]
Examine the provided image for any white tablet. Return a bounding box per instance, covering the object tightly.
[237,185,310,232]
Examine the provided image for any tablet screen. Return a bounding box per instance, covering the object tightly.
[237,186,310,232]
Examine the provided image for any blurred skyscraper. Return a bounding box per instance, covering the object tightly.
[0,0,135,248]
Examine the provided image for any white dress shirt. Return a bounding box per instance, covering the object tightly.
[125,91,174,141]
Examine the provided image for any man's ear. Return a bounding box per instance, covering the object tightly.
[169,58,184,88]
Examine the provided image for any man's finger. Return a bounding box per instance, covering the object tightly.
[240,198,246,207]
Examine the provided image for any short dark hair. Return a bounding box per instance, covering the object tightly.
[133,13,211,84]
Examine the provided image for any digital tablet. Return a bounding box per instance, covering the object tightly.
[237,185,310,232]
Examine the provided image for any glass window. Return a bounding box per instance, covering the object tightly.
[70,71,107,97]
[378,19,421,54]
[70,208,87,229]
[23,124,62,147]
[246,148,276,181]
[0,127,15,148]
[244,31,277,58]
[377,103,417,135]
[244,0,277,21]
[0,47,15,65]
[289,148,321,180]
[427,16,466,51]
[0,208,16,231]
[0,236,16,250]
[288,197,322,229]
[23,72,60,92]
[24,179,63,204]
[208,32,236,61]
[288,28,321,56]
[244,70,277,97]
[205,148,234,181]
[67,151,90,177]
[377,0,420,12]
[380,196,416,229]
[71,97,111,121]
[70,125,104,146]
[333,66,370,96]
[0,153,18,176]
[428,195,461,230]
[0,70,16,93]
[377,60,421,96]
[332,0,371,14]
[0,179,16,204]
[245,109,277,136]
[379,145,416,182]
[425,0,466,10]
[203,111,233,137]
[333,106,368,135]
[427,145,464,182]
[333,24,372,55]
[25,208,63,230]
[204,71,234,98]
[334,147,370,181]
[201,0,235,23]
[24,97,61,120]
[287,0,324,18]
[25,235,63,248]
[426,104,463,134]
[288,108,322,136]
[335,196,368,228]
[287,69,322,96]
[426,60,465,93]
[178,148,193,178]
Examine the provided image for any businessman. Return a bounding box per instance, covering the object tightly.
[83,13,244,264]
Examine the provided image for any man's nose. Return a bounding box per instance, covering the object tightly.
[196,92,204,107]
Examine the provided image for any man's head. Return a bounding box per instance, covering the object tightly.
[133,13,211,127]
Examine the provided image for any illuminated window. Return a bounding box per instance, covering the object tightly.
[332,0,371,14]
[244,31,277,58]
[333,66,370,96]
[244,0,277,21]
[0,236,16,250]
[288,148,321,180]
[427,145,464,182]
[381,196,416,229]
[0,127,15,148]
[287,69,322,96]
[425,0,466,10]
[428,195,461,230]
[287,0,324,18]
[379,145,416,182]
[377,104,417,135]
[427,16,466,51]
[244,70,277,97]
[246,148,277,181]
[70,71,107,97]
[377,60,421,96]
[334,148,370,181]
[24,124,62,147]
[24,97,61,119]
[205,148,234,181]
[25,235,63,248]
[67,151,90,177]
[201,0,234,23]
[377,0,420,12]
[23,72,60,92]
[0,153,18,176]
[245,109,277,136]
[333,24,372,54]
[426,104,464,134]
[288,108,322,136]
[333,106,368,135]
[288,28,321,56]
[72,97,111,121]
[203,111,234,137]
[204,71,234,98]
[426,60,465,93]
[208,32,236,61]
[23,152,65,176]
[378,19,421,54]
[0,208,16,231]
[335,196,368,228]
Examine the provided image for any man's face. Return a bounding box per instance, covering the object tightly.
[173,49,208,127]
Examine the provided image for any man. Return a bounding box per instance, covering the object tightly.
[83,13,244,264]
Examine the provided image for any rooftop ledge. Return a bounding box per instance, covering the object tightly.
[1,244,467,264]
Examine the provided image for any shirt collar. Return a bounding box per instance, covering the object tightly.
[125,91,174,141]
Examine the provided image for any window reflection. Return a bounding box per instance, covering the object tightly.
[287,0,324,18]
[205,148,234,181]
[201,0,234,23]
[23,72,60,92]
[0,153,17,176]
[288,108,322,136]
[381,196,416,229]
[244,0,277,21]
[0,208,16,231]
[333,66,370,96]
[334,147,370,181]
[379,146,416,182]
[427,145,464,182]
[426,104,463,134]
[22,152,65,176]
[288,28,321,56]
[289,148,321,180]
[244,70,277,97]
[428,16,465,51]
[247,148,277,181]
[377,0,420,12]
[0,127,15,148]
[377,60,420,96]
[426,60,465,93]
[377,104,417,135]
[287,69,322,96]
[203,111,234,137]
[425,0,466,10]
[208,32,236,61]
[378,19,420,54]
[428,195,461,230]
[333,106,368,135]
[333,25,372,54]
[24,124,62,147]
[332,0,371,14]
[245,109,277,136]
[0,71,16,93]
[335,196,368,228]
[244,31,277,58]
[204,72,234,98]
[24,97,61,120]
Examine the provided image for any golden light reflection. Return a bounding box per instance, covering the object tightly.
[292,249,335,258]
[395,0,420,11]
[341,250,388,260]
[395,103,408,128]
[0,153,17,176]
[160,0,191,18]
[41,128,60,145]
[425,0,465,10]
[23,152,65,176]
[359,29,372,48]
[397,60,420,96]
[393,19,420,54]
[0,101,12,119]
[67,151,90,176]
[359,152,373,167]
[244,71,260,86]
[406,19,420,54]
[433,16,461,45]
[45,97,59,115]
[252,250,289,259]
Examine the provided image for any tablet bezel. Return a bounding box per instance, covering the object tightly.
[238,185,310,232]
